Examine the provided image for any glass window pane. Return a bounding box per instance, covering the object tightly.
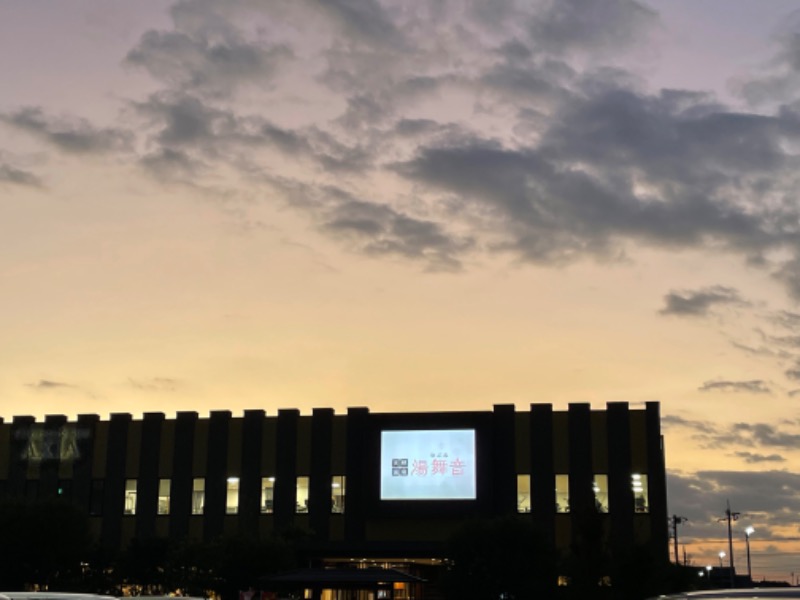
[332,475,346,514]
[124,479,137,515]
[593,474,609,513]
[226,477,239,514]
[261,477,275,513]
[192,478,205,515]
[296,476,309,513]
[158,478,170,515]
[555,474,569,513]
[517,474,531,513]
[632,473,649,513]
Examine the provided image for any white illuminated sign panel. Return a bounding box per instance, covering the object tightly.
[380,429,477,500]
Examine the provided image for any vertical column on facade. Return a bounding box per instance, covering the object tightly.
[101,413,132,549]
[39,414,67,499]
[530,404,556,548]
[309,408,334,541]
[136,412,164,540]
[567,404,594,544]
[607,402,634,560]
[169,411,197,539]
[274,409,299,531]
[492,405,517,515]
[567,403,601,556]
[72,414,99,512]
[645,401,669,562]
[238,409,265,537]
[8,416,35,498]
[344,407,369,543]
[203,410,231,541]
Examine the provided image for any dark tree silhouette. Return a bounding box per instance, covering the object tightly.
[0,499,92,589]
[441,516,557,600]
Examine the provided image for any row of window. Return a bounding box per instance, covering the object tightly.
[108,475,346,516]
[516,473,649,514]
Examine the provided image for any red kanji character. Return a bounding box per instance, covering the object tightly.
[450,458,465,476]
[432,459,447,475]
[412,459,428,476]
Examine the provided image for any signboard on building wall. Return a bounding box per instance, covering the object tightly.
[379,429,477,500]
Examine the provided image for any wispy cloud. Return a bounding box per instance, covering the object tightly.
[698,379,771,394]
[0,163,42,187]
[659,286,748,317]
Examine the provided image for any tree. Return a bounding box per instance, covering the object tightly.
[440,516,557,600]
[0,499,92,589]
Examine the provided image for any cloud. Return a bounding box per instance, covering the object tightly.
[698,380,771,394]
[733,451,786,464]
[127,377,179,392]
[0,107,133,154]
[739,11,800,107]
[25,379,73,390]
[8,0,800,289]
[529,0,657,55]
[667,469,800,538]
[0,163,42,187]
[659,286,747,317]
[126,1,293,98]
[662,414,717,435]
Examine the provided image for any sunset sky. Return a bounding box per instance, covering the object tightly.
[3,0,800,582]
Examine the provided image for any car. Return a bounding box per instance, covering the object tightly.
[650,589,800,600]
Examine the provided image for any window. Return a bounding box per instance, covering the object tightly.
[555,474,569,513]
[124,479,137,515]
[192,478,205,515]
[517,474,531,513]
[593,475,609,513]
[261,477,275,513]
[226,477,239,514]
[90,479,104,516]
[632,473,649,513]
[158,479,170,515]
[296,476,309,513]
[332,475,346,514]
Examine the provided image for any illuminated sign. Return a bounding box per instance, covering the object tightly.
[15,425,89,461]
[380,429,476,500]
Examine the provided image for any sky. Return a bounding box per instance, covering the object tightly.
[3,0,800,583]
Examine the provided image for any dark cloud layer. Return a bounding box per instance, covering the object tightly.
[5,0,800,282]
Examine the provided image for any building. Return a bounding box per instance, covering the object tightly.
[0,402,668,590]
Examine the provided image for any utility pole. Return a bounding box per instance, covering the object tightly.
[719,500,740,588]
[672,515,688,564]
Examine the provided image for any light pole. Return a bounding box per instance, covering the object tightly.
[719,551,726,568]
[745,527,755,582]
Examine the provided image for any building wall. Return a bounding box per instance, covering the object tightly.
[0,402,669,563]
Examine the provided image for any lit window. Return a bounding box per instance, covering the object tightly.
[332,475,346,514]
[632,473,649,513]
[296,476,309,513]
[158,479,170,515]
[124,479,137,515]
[226,477,239,514]
[593,474,609,513]
[192,478,205,515]
[555,474,569,513]
[261,477,275,513]
[517,474,531,513]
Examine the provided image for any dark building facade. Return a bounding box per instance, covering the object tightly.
[0,402,668,576]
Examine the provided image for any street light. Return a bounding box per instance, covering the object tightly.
[745,527,755,582]
[719,551,726,568]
